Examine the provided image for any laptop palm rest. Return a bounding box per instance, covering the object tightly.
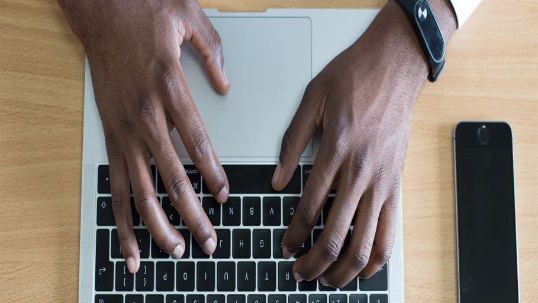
[175,17,313,161]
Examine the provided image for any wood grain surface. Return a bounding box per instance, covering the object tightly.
[1,0,537,301]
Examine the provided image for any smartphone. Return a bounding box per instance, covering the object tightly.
[454,121,519,303]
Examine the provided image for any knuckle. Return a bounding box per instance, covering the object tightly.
[280,126,295,156]
[351,250,370,272]
[167,170,191,204]
[209,27,223,53]
[191,219,213,242]
[111,193,127,217]
[296,207,318,230]
[133,189,155,214]
[188,126,212,163]
[320,232,344,263]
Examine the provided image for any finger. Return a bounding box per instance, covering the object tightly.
[188,10,229,93]
[318,188,385,288]
[359,184,399,278]
[291,165,366,282]
[159,64,229,203]
[128,148,186,259]
[147,130,217,255]
[108,153,139,274]
[272,80,325,191]
[281,133,341,259]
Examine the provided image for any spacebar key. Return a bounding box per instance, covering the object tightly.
[205,165,300,194]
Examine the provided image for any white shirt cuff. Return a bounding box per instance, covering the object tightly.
[449,0,482,28]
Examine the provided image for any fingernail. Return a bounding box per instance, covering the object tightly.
[318,276,330,287]
[126,257,137,274]
[272,162,282,188]
[202,237,217,255]
[293,271,304,283]
[216,186,229,203]
[171,243,184,259]
[282,245,295,259]
[223,66,229,86]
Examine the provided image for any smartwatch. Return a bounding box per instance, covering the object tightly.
[396,0,446,82]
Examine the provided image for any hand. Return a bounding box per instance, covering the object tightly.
[272,1,456,287]
[59,0,230,273]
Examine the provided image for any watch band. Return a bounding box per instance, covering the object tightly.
[396,0,446,82]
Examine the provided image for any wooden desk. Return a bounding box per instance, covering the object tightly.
[1,0,536,301]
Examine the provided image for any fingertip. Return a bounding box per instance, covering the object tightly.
[215,185,229,204]
[126,257,139,274]
[282,245,295,259]
[271,162,284,191]
[171,243,185,259]
[202,237,217,255]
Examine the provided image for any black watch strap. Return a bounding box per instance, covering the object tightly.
[396,0,446,82]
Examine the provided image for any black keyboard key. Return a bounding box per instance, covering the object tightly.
[95,229,113,291]
[369,294,388,303]
[253,229,271,258]
[299,279,317,291]
[192,240,210,259]
[146,295,165,303]
[217,261,235,291]
[134,229,150,258]
[115,261,134,291]
[95,295,122,303]
[222,197,241,226]
[339,277,357,291]
[203,165,300,194]
[227,295,246,303]
[98,165,111,194]
[212,229,230,258]
[152,238,170,259]
[263,197,281,226]
[167,295,184,303]
[283,197,299,226]
[177,229,191,258]
[309,295,326,303]
[313,229,322,244]
[176,261,195,291]
[156,261,175,291]
[110,229,122,259]
[237,261,256,291]
[348,295,367,303]
[257,261,276,291]
[359,264,388,291]
[186,295,204,303]
[273,229,285,258]
[243,197,261,226]
[318,281,336,292]
[278,261,296,291]
[197,261,215,291]
[130,197,141,226]
[135,261,154,291]
[232,229,251,258]
[158,165,200,194]
[202,197,221,226]
[207,295,225,303]
[322,197,334,224]
[328,295,346,303]
[268,295,286,303]
[162,197,181,226]
[296,233,311,258]
[248,295,266,303]
[288,295,306,303]
[125,294,143,303]
[97,197,115,226]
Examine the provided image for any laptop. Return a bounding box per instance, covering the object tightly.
[79,9,404,303]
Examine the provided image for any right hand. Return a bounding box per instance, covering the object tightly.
[58,0,230,273]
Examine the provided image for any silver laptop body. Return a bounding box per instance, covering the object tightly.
[79,9,404,303]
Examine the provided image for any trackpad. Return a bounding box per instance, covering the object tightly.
[175,17,312,160]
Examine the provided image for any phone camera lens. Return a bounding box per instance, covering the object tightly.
[478,125,490,145]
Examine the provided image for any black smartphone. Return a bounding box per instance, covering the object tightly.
[453,122,519,303]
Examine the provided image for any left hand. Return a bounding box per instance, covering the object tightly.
[271,0,456,287]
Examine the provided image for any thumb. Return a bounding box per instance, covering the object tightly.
[272,81,324,191]
[189,13,230,94]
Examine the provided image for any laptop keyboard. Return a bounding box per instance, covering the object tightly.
[94,164,389,303]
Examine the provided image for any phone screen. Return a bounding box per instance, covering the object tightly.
[455,122,518,302]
